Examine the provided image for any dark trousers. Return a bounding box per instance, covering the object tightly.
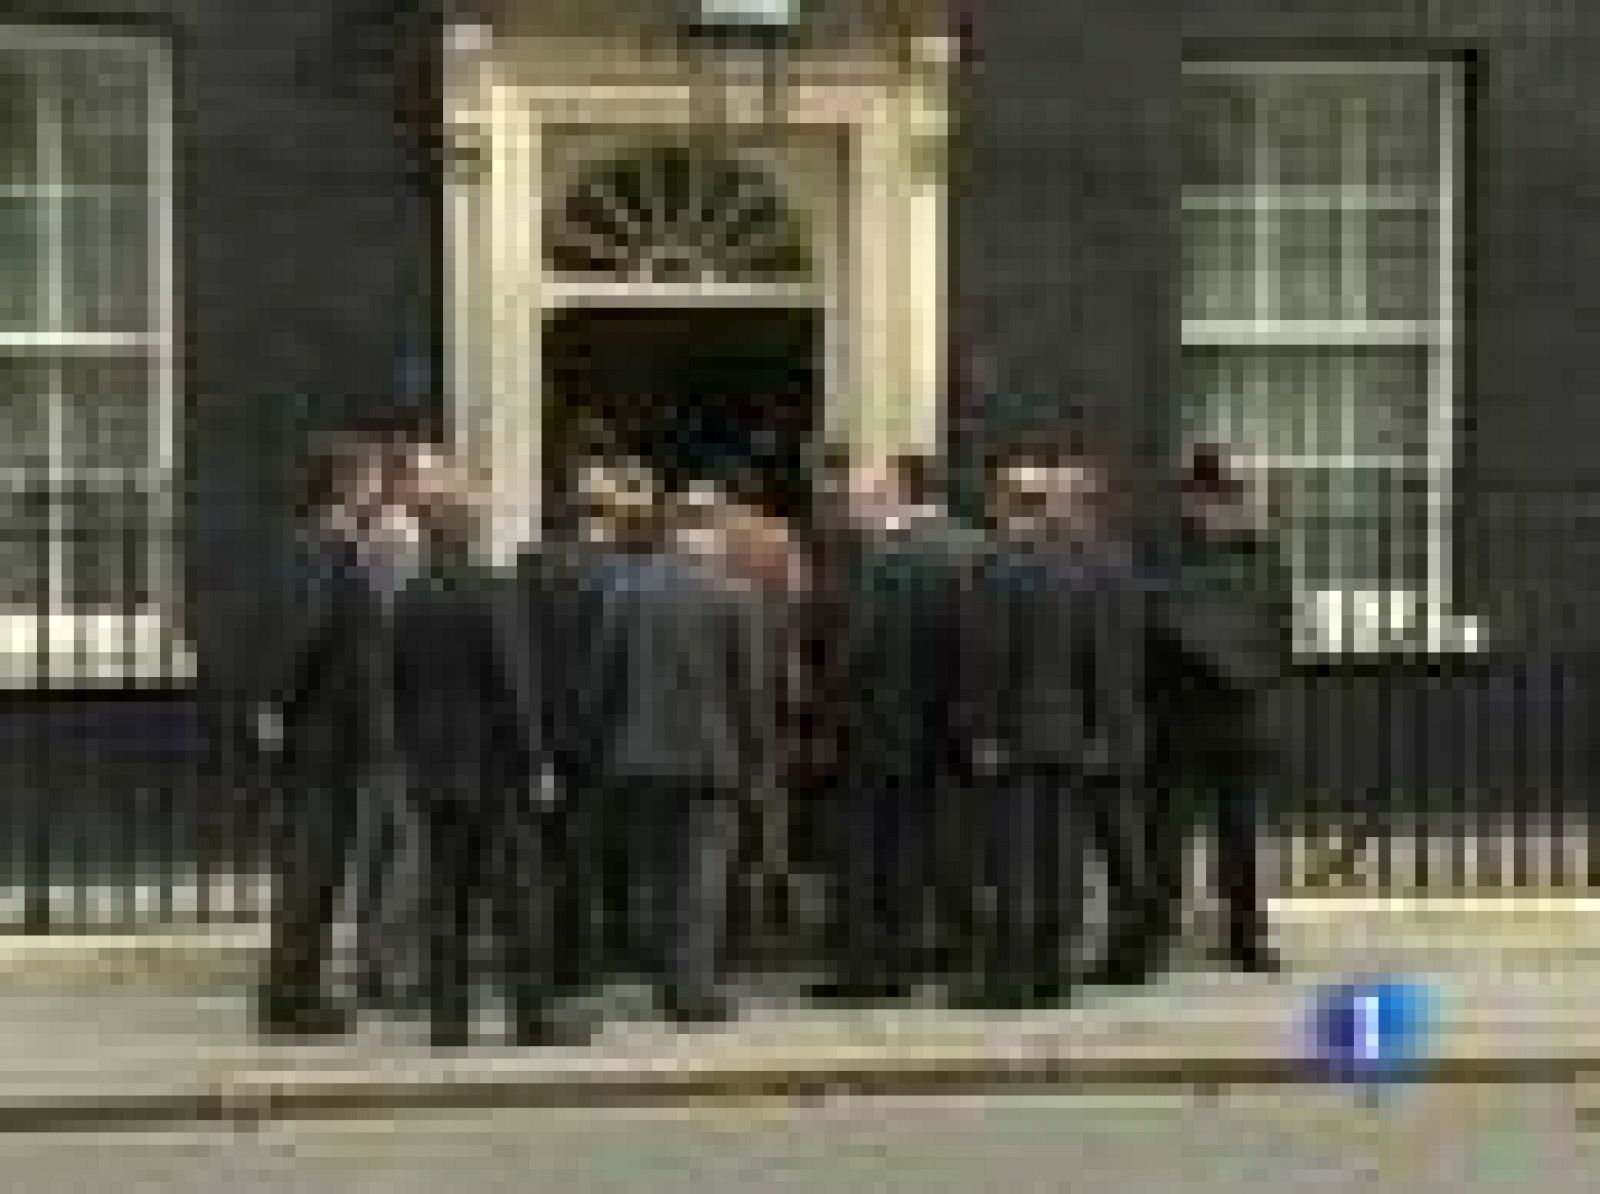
[1141,770,1269,957]
[348,777,427,1004]
[571,780,736,1004]
[976,767,1148,986]
[832,767,940,987]
[1084,774,1157,968]
[548,778,629,990]
[261,778,361,1010]
[971,768,1147,986]
[973,769,1075,987]
[415,785,557,1031]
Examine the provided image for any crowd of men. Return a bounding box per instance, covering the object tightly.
[242,420,1291,1049]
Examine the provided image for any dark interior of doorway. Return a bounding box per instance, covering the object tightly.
[542,306,820,527]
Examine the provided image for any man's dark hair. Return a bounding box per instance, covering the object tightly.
[1182,444,1247,500]
[295,415,432,521]
[886,451,940,507]
[297,432,374,521]
[989,424,1112,477]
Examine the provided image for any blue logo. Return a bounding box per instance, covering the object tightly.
[1309,978,1436,1086]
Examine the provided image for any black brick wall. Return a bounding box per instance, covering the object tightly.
[961,0,1600,806]
[9,0,1600,861]
[2,3,432,850]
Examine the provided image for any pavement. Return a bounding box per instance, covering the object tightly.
[0,944,1598,1133]
[3,1086,1599,1193]
[2,883,1600,1131]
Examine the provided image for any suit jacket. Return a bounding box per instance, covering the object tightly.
[1147,525,1292,769]
[579,551,773,793]
[957,531,1149,785]
[816,516,979,781]
[250,524,386,786]
[514,536,609,784]
[389,546,545,801]
[262,534,541,800]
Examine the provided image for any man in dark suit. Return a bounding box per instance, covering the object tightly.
[1128,446,1289,979]
[256,433,573,1048]
[251,431,392,1038]
[953,438,1150,1007]
[521,459,662,992]
[808,453,979,1003]
[384,439,577,1047]
[568,505,771,1025]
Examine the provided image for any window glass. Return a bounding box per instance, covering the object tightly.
[1183,208,1255,320]
[58,48,150,188]
[62,195,149,333]
[0,60,38,185]
[0,196,41,329]
[59,356,152,473]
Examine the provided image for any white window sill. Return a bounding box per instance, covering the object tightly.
[0,613,196,688]
[1292,590,1485,660]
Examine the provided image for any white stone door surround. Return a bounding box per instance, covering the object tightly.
[446,30,947,558]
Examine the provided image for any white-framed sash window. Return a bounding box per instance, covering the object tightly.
[0,26,188,685]
[1182,61,1480,657]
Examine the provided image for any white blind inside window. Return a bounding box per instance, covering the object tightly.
[1181,63,1467,654]
[0,31,174,623]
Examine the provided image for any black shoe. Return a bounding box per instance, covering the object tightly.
[1029,979,1077,1006]
[428,1018,474,1049]
[662,992,734,1026]
[1082,956,1159,987]
[807,979,914,1006]
[946,981,1046,1011]
[511,1014,592,1049]
[1224,942,1282,975]
[256,995,353,1041]
[357,973,426,1014]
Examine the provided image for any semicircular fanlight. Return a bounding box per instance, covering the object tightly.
[545,143,814,283]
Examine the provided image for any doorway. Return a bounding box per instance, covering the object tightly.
[542,306,822,524]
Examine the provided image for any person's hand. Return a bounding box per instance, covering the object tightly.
[250,704,284,754]
[531,768,564,810]
[970,737,1007,779]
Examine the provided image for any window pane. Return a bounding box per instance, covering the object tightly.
[1184,347,1347,458]
[1183,208,1255,320]
[59,484,155,608]
[58,356,152,471]
[1363,208,1435,321]
[1358,74,1439,189]
[1345,347,1431,457]
[1183,77,1256,190]
[0,197,42,328]
[0,58,39,186]
[1184,346,1432,460]
[1180,349,1245,450]
[1266,208,1344,321]
[0,488,50,606]
[1266,466,1432,589]
[57,48,150,188]
[62,195,149,333]
[1262,79,1348,188]
[0,358,50,471]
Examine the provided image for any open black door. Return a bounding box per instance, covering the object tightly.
[543,306,821,523]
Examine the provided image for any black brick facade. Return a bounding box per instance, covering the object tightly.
[7,0,1600,882]
[960,0,1600,810]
